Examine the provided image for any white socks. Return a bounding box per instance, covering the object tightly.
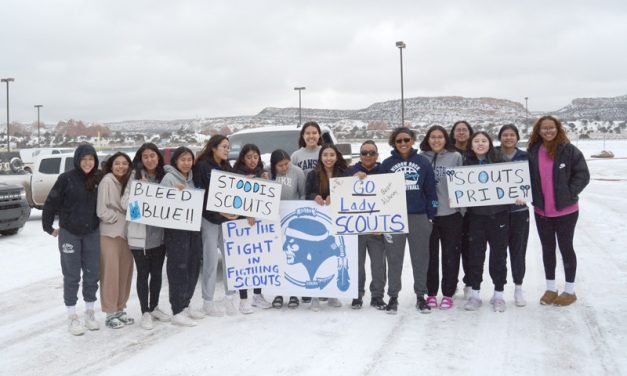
[546,280,557,292]
[67,305,76,316]
[471,289,480,299]
[564,282,576,294]
[493,291,504,300]
[85,301,95,311]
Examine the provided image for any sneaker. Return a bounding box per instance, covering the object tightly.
[301,297,312,303]
[553,292,577,306]
[464,297,482,311]
[117,311,135,325]
[492,298,506,312]
[328,298,342,307]
[150,306,172,322]
[310,298,321,312]
[463,286,472,300]
[370,297,387,310]
[141,312,154,330]
[272,296,284,309]
[351,298,363,309]
[287,296,300,308]
[416,296,432,314]
[84,309,100,331]
[439,297,453,310]
[68,314,86,336]
[385,297,398,314]
[239,299,255,314]
[224,296,237,316]
[172,312,196,327]
[514,290,527,307]
[540,290,559,305]
[319,298,328,302]
[426,296,438,308]
[252,294,272,309]
[184,307,206,320]
[203,301,225,317]
[105,314,125,329]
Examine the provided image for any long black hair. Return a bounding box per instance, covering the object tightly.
[132,142,165,182]
[197,134,231,170]
[420,125,455,152]
[270,149,291,180]
[101,152,132,195]
[312,144,348,198]
[233,144,263,174]
[450,121,474,145]
[467,131,500,163]
[298,121,322,148]
[170,146,195,170]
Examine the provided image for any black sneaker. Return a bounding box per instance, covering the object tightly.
[416,296,432,314]
[385,297,398,314]
[301,297,312,303]
[351,298,363,309]
[370,297,387,310]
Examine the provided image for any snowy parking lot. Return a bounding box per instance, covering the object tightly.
[1,140,626,376]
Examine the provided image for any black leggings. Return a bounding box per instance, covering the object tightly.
[239,288,262,299]
[534,211,578,283]
[508,209,529,285]
[427,213,463,297]
[131,246,166,314]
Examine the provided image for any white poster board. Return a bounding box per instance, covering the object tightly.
[206,170,282,221]
[329,173,408,235]
[126,180,204,231]
[222,218,283,290]
[446,161,533,208]
[262,201,358,299]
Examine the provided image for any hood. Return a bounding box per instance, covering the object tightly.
[163,164,193,184]
[73,144,99,172]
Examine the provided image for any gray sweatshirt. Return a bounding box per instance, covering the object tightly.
[161,165,196,189]
[275,164,306,200]
[290,146,320,175]
[420,150,463,217]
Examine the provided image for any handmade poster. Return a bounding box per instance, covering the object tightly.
[329,173,408,235]
[263,201,358,299]
[445,161,533,208]
[222,218,283,290]
[206,170,282,221]
[126,180,204,231]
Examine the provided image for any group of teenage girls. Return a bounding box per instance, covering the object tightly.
[42,115,589,335]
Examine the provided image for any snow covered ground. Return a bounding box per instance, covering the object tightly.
[1,140,626,376]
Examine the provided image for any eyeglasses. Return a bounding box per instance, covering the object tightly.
[360,150,378,157]
[395,138,412,144]
[540,127,556,133]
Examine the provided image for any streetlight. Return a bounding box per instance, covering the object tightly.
[524,97,529,125]
[35,105,43,145]
[294,87,306,127]
[395,41,406,127]
[1,77,15,152]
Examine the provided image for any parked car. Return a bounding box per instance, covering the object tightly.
[0,182,30,236]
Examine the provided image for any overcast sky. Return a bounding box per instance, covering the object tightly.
[1,0,626,124]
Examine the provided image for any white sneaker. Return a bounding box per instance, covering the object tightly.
[150,306,172,322]
[492,298,506,312]
[224,296,237,316]
[328,298,342,307]
[310,298,321,312]
[84,309,100,331]
[140,312,154,330]
[68,314,86,336]
[251,294,272,309]
[172,312,196,327]
[184,307,206,320]
[239,299,255,314]
[203,301,225,317]
[463,286,472,300]
[464,297,482,311]
[514,290,527,307]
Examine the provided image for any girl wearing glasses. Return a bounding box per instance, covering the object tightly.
[380,127,438,314]
[528,116,589,306]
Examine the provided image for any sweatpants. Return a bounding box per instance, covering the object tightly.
[508,209,529,285]
[100,236,134,313]
[460,212,471,286]
[357,234,387,299]
[58,228,100,307]
[534,211,579,283]
[131,245,166,314]
[385,214,432,298]
[467,211,509,292]
[200,218,234,302]
[427,212,463,297]
[165,228,202,315]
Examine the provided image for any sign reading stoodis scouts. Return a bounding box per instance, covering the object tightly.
[329,173,408,235]
[206,170,282,221]
[446,161,533,208]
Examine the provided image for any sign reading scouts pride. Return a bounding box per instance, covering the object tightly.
[126,180,204,231]
[329,173,408,235]
[445,161,533,208]
[263,201,358,299]
[206,170,282,221]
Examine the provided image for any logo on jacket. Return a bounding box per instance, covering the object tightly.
[281,207,350,291]
[390,162,421,191]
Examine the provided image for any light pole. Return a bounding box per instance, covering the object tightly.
[294,87,306,127]
[524,97,528,122]
[35,105,43,145]
[1,77,15,152]
[395,41,406,127]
